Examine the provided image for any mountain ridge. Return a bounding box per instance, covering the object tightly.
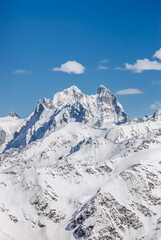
[3,85,129,152]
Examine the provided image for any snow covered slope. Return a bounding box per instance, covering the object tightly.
[0,86,161,240]
[0,112,26,152]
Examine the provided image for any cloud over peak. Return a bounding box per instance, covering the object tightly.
[53,61,85,74]
[116,88,143,95]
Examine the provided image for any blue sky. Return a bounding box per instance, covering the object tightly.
[0,0,161,118]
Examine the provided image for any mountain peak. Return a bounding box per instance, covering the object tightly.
[8,111,20,119]
[153,109,161,121]
[62,85,82,96]
[97,85,112,95]
[66,85,81,92]
[51,85,129,125]
[35,100,44,113]
[52,85,83,107]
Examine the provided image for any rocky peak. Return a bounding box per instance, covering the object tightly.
[52,85,83,108]
[97,85,112,96]
[43,98,55,109]
[66,85,81,93]
[96,85,117,106]
[8,111,20,119]
[153,109,161,121]
[35,100,45,113]
[51,85,129,125]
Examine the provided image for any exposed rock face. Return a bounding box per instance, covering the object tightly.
[153,109,161,121]
[0,128,6,146]
[0,86,161,240]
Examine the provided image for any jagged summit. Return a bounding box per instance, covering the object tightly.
[153,109,161,121]
[35,100,43,113]
[4,85,129,152]
[65,85,81,92]
[8,111,20,119]
[52,85,83,108]
[131,109,161,123]
[43,98,55,109]
[51,85,129,125]
[97,84,112,95]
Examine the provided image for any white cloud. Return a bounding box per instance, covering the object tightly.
[14,70,29,74]
[116,48,161,73]
[153,48,161,60]
[53,61,85,74]
[125,59,161,73]
[115,88,143,95]
[97,59,108,70]
[150,101,161,110]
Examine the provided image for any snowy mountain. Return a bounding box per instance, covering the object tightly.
[3,85,129,152]
[8,111,20,119]
[0,85,161,240]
